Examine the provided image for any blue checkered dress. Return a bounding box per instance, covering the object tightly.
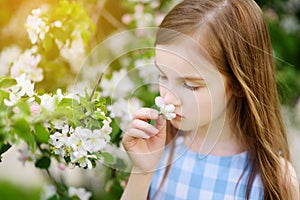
[149,137,264,199]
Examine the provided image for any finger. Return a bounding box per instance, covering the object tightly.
[126,128,150,139]
[132,108,159,121]
[156,115,166,133]
[132,119,159,136]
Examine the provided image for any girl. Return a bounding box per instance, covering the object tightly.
[121,0,299,199]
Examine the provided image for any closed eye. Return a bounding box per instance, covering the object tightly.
[183,82,200,91]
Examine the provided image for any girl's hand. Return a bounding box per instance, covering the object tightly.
[122,108,166,173]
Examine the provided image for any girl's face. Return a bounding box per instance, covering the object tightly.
[155,41,231,132]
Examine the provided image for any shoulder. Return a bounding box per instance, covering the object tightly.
[279,157,300,199]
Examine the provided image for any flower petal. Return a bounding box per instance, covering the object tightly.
[155,96,165,108]
[166,113,176,120]
[165,104,175,112]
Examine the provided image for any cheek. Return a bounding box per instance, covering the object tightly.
[159,86,167,96]
[209,86,228,118]
[182,90,212,117]
[195,92,212,116]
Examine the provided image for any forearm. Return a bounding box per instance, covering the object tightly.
[121,171,154,200]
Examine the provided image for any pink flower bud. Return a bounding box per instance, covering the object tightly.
[13,107,20,113]
[121,14,132,25]
[58,163,66,171]
[30,103,41,115]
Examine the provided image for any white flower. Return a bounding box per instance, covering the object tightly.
[39,94,56,112]
[108,99,127,118]
[85,129,110,153]
[25,8,49,44]
[280,15,300,34]
[53,148,66,157]
[64,91,81,104]
[50,132,68,149]
[67,81,91,97]
[41,185,57,200]
[49,123,111,169]
[135,58,159,92]
[52,20,62,28]
[0,45,22,76]
[100,69,135,98]
[135,58,158,83]
[109,97,142,130]
[66,128,87,150]
[17,147,35,165]
[10,47,43,82]
[70,148,87,162]
[109,98,141,119]
[4,93,20,106]
[77,155,96,169]
[15,74,35,97]
[4,74,35,106]
[59,31,86,72]
[68,187,92,200]
[51,120,65,130]
[155,96,176,120]
[101,119,112,135]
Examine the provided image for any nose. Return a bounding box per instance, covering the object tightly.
[160,87,181,106]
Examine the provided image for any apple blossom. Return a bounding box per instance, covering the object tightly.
[50,132,68,149]
[30,103,41,115]
[59,31,86,72]
[68,187,92,200]
[100,69,135,98]
[0,45,22,76]
[155,96,176,120]
[25,8,49,44]
[108,97,142,130]
[4,74,35,106]
[10,47,43,82]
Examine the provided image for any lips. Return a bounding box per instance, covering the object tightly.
[174,113,183,119]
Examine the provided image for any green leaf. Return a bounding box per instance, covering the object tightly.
[51,28,69,44]
[101,152,114,165]
[16,101,31,116]
[34,123,50,143]
[109,120,122,144]
[58,98,79,108]
[13,119,35,150]
[46,195,58,200]
[79,96,93,112]
[95,98,107,113]
[0,143,12,162]
[0,77,17,88]
[35,156,51,169]
[0,143,11,155]
[42,36,60,60]
[0,90,9,102]
[91,111,107,121]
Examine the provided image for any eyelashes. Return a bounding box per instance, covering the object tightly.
[158,74,203,91]
[183,83,200,91]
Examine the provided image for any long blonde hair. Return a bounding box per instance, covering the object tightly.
[154,0,292,199]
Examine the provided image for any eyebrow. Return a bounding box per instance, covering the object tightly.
[154,60,205,81]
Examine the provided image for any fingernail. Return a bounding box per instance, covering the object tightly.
[143,134,150,139]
